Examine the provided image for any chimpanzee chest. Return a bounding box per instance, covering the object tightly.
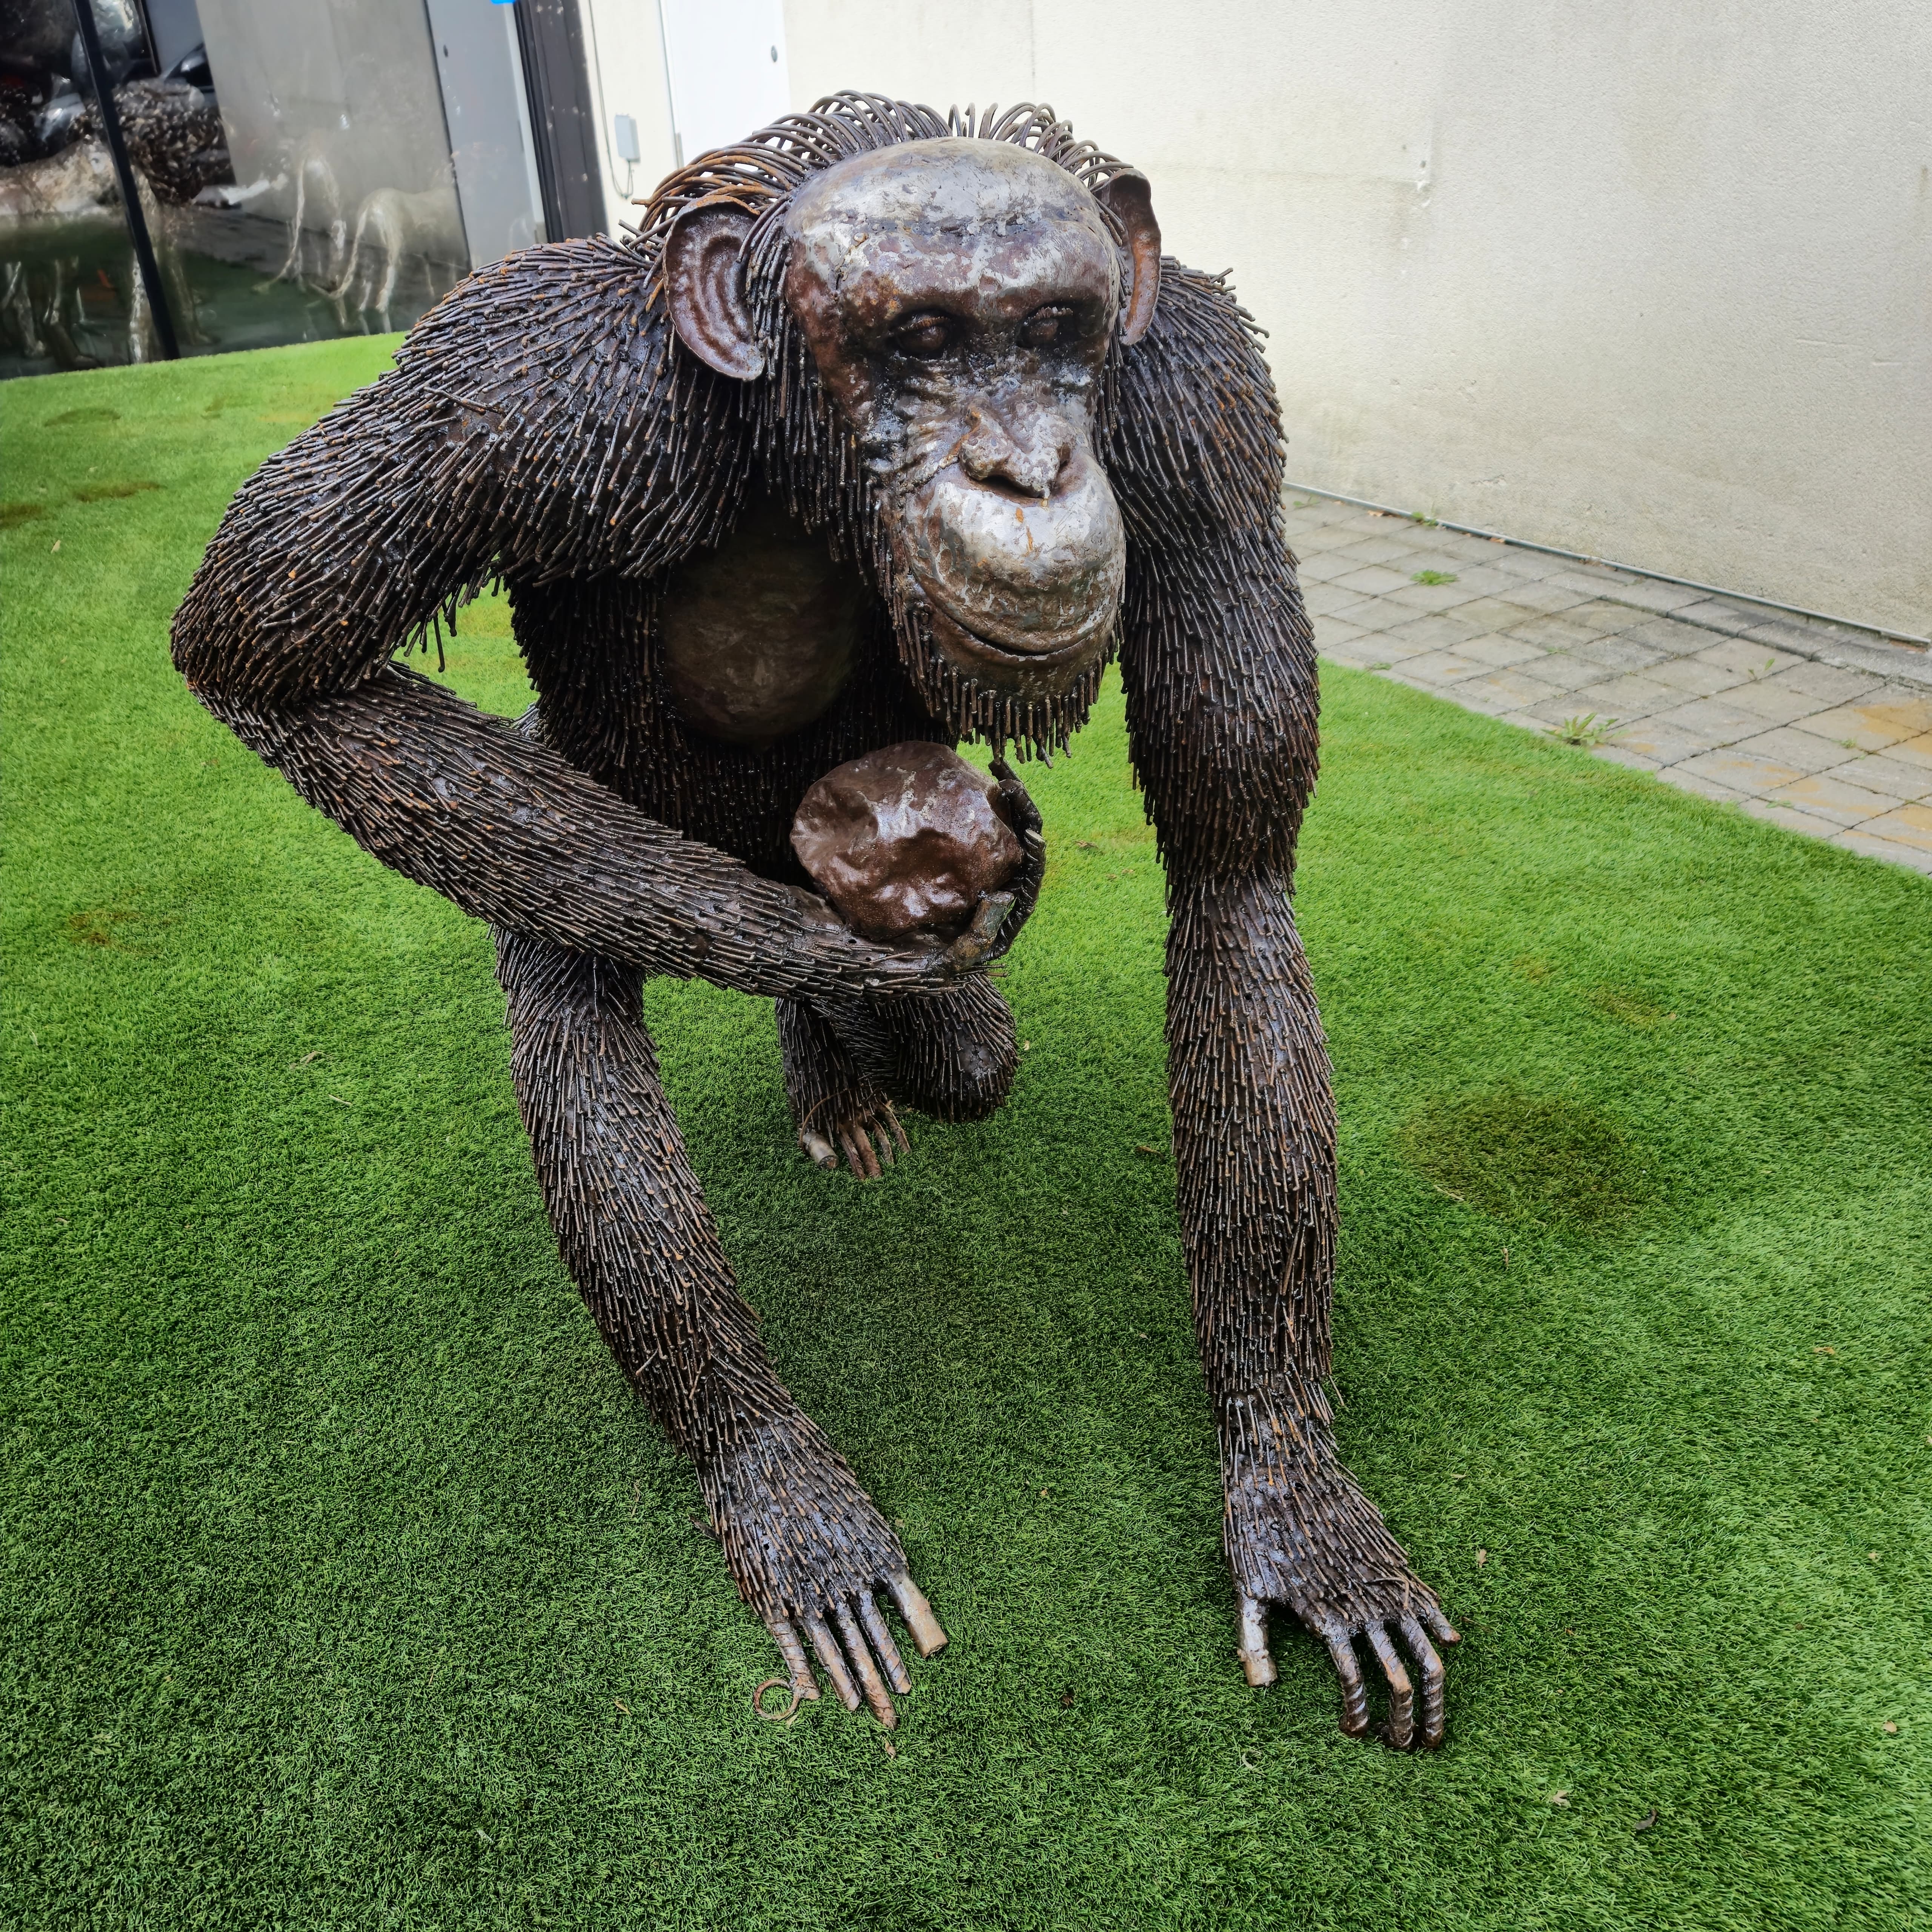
[658,491,867,751]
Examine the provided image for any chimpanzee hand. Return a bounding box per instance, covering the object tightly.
[865,755,1045,988]
[701,1409,944,1728]
[967,754,1046,969]
[1221,1413,1459,1750]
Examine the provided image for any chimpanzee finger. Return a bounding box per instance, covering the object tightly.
[1327,1632,1370,1736]
[838,1123,879,1180]
[942,891,1015,974]
[871,1123,895,1168]
[1420,1604,1461,1647]
[857,1592,912,1694]
[766,1618,820,1704]
[997,843,1044,951]
[988,757,1043,834]
[1235,1591,1277,1687]
[886,1571,947,1657]
[884,1105,910,1157]
[832,1600,897,1727]
[1366,1624,1415,1750]
[806,1613,860,1711]
[986,785,1047,966]
[1398,1615,1446,1747]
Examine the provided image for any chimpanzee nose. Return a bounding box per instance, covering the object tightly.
[958,406,1074,499]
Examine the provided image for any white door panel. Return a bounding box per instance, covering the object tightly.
[658,0,790,164]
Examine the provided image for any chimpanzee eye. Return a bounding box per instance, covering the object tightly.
[1018,305,1076,349]
[893,314,954,359]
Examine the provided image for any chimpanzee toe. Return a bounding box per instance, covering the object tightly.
[760,1576,942,1728]
[802,1097,908,1178]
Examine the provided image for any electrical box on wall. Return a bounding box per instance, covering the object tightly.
[613,113,640,163]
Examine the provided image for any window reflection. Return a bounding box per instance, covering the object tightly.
[2,0,549,377]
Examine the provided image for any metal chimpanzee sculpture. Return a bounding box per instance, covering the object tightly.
[174,96,1458,1746]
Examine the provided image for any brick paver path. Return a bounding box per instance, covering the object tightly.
[1284,493,1932,877]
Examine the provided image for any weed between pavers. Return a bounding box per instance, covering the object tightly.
[1548,713,1618,749]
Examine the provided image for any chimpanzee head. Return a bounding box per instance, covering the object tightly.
[649,101,1161,753]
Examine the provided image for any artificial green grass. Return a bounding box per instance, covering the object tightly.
[3,339,1927,1932]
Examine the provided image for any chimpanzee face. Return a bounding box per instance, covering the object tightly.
[663,139,1160,705]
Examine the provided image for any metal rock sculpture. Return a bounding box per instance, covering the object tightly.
[791,740,1023,941]
[173,94,1458,1746]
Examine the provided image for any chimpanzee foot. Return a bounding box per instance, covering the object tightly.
[705,1416,944,1726]
[1237,1590,1459,1749]
[777,997,908,1178]
[799,1091,909,1180]
[1224,1433,1459,1748]
[761,1569,946,1726]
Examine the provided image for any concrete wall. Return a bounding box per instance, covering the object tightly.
[577,0,797,232]
[763,0,1930,638]
[575,0,679,234]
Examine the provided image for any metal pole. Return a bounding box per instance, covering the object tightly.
[68,0,178,360]
[509,1,566,245]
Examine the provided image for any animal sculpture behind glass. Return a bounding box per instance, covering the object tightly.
[327,179,465,326]
[0,140,196,364]
[269,135,346,291]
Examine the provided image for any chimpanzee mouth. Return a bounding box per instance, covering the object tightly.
[892,582,1117,751]
[924,599,1113,669]
[897,449,1126,694]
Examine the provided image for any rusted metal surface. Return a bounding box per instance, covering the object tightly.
[657,487,867,749]
[99,79,231,205]
[173,92,1454,1746]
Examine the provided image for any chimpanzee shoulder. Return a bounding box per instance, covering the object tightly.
[1099,258,1287,553]
[174,238,746,706]
[1103,258,1317,876]
[385,235,749,585]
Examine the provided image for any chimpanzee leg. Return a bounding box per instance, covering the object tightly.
[868,977,1019,1122]
[778,980,1018,1176]
[1168,873,1458,1747]
[776,998,906,1179]
[495,926,944,1721]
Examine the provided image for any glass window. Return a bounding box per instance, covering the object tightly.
[2,0,556,378]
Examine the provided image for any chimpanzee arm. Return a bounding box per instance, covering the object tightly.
[172,240,947,1004]
[1105,265,1457,1747]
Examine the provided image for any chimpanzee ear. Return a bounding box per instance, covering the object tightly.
[663,197,764,380]
[1094,171,1161,346]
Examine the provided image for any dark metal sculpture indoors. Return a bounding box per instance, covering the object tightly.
[173,94,1458,1747]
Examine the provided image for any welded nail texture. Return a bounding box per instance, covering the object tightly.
[172,92,1450,1741]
